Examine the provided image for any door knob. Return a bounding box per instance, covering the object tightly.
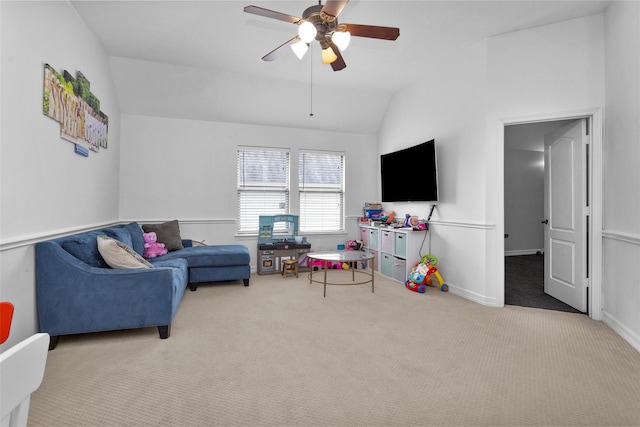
[541,219,549,224]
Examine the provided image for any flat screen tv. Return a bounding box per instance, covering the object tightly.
[381,139,438,202]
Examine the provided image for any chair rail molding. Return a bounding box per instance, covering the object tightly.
[0,218,239,251]
[602,230,640,246]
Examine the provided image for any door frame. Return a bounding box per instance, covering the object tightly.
[496,108,603,320]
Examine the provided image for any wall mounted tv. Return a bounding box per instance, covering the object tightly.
[381,139,438,203]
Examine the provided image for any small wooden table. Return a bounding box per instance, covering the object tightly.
[307,251,375,297]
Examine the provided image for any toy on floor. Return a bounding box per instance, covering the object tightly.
[310,259,342,271]
[143,232,168,258]
[405,254,449,292]
[405,279,427,293]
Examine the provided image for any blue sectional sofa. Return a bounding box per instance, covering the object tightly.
[36,222,250,349]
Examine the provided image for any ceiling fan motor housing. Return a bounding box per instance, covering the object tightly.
[303,4,337,43]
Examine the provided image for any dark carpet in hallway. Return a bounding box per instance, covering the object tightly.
[505,254,582,314]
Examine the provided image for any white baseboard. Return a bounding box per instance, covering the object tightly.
[447,284,500,307]
[602,311,640,354]
[505,249,543,256]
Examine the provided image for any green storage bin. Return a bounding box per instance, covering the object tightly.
[395,233,407,258]
[381,253,393,276]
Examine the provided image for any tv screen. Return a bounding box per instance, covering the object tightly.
[381,139,438,202]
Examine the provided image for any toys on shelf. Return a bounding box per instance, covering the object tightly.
[403,214,421,228]
[363,202,383,219]
[405,254,449,293]
[379,211,396,224]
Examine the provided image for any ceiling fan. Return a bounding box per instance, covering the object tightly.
[243,0,400,71]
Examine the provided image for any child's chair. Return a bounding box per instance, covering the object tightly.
[1,302,50,427]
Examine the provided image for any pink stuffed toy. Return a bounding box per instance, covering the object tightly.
[143,232,168,258]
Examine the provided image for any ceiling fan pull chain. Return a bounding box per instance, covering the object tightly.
[309,44,314,117]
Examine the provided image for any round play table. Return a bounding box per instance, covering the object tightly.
[307,251,375,297]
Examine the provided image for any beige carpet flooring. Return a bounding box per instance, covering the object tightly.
[28,272,640,426]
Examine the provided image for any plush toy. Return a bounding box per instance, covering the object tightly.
[143,232,168,258]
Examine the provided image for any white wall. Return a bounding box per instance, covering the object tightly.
[503,120,575,255]
[487,14,605,308]
[602,0,640,350]
[119,114,378,267]
[503,148,544,254]
[0,1,121,350]
[108,56,391,136]
[379,14,606,308]
[378,42,492,303]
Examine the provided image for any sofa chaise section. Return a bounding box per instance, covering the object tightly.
[157,243,251,291]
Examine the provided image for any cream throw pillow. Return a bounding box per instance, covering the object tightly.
[97,236,154,269]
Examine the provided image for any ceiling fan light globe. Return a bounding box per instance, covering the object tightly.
[321,47,338,64]
[332,31,351,51]
[298,21,317,43]
[291,40,309,59]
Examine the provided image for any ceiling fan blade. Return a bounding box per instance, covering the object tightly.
[321,0,349,20]
[329,43,347,71]
[244,5,302,24]
[262,37,299,62]
[343,23,400,40]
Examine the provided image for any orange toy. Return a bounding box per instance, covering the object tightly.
[0,301,14,344]
[386,211,395,224]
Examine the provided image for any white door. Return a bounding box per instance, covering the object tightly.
[543,119,589,312]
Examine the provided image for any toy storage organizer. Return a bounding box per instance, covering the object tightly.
[359,225,428,283]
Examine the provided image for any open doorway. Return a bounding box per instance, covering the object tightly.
[504,120,581,313]
[498,108,603,319]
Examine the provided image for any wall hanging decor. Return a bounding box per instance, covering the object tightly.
[43,64,108,156]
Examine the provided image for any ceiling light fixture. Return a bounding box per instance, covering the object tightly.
[298,21,317,43]
[291,40,309,59]
[321,46,338,64]
[331,31,351,51]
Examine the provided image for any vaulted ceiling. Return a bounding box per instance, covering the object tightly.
[70,0,610,134]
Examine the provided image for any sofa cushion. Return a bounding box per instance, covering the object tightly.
[152,245,250,268]
[102,226,133,248]
[121,222,145,255]
[142,220,184,251]
[97,236,153,269]
[61,231,107,268]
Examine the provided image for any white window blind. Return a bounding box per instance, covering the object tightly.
[299,150,345,232]
[237,147,289,234]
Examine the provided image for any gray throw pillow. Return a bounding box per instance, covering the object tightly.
[142,220,184,251]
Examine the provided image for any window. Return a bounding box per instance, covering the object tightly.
[299,150,345,232]
[237,147,289,234]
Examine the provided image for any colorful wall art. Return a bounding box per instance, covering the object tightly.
[43,64,108,155]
